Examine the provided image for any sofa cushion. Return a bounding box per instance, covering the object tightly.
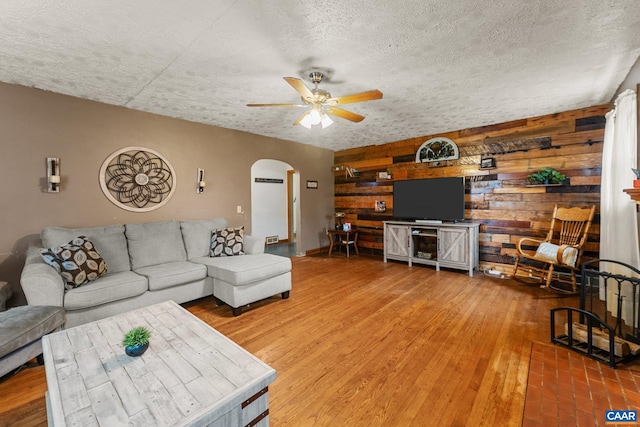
[210,227,245,257]
[135,261,207,291]
[181,218,228,259]
[194,253,291,286]
[243,235,266,255]
[40,236,107,289]
[0,305,65,358]
[63,271,148,310]
[42,224,130,273]
[125,221,187,270]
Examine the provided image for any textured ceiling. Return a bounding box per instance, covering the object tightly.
[1,0,639,151]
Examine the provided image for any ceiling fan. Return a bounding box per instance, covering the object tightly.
[247,71,383,129]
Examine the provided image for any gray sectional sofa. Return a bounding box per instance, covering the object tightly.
[0,281,65,377]
[20,218,291,327]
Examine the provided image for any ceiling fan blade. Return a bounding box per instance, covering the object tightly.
[326,89,383,105]
[284,77,315,102]
[246,103,305,107]
[326,107,365,123]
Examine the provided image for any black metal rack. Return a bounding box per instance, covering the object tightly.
[550,259,640,368]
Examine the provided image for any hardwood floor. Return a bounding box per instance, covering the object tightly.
[0,255,581,426]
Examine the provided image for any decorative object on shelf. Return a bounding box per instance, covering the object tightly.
[333,164,362,178]
[632,168,640,188]
[335,212,346,230]
[526,167,566,186]
[375,200,387,212]
[196,168,206,193]
[377,171,392,179]
[46,157,61,193]
[99,147,176,212]
[479,157,496,169]
[415,137,459,163]
[306,180,318,189]
[122,326,151,357]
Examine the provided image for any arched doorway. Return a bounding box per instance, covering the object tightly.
[251,159,300,257]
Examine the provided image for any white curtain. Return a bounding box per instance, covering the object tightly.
[600,88,639,323]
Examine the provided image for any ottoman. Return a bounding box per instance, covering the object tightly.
[198,254,292,316]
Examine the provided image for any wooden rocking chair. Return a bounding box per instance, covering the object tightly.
[512,205,595,292]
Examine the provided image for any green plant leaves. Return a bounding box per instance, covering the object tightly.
[122,326,151,347]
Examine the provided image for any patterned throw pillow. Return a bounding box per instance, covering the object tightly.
[210,227,245,257]
[40,236,107,289]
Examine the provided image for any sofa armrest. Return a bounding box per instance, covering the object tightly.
[244,235,265,255]
[0,281,12,311]
[20,247,65,307]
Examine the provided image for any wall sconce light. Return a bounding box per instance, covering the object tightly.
[47,157,60,193]
[196,168,206,193]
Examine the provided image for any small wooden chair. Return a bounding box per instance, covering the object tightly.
[512,205,595,292]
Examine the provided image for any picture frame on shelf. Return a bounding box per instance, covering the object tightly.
[480,157,496,169]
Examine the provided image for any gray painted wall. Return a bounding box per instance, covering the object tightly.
[0,82,334,306]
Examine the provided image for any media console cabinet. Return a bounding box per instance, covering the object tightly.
[383,221,479,276]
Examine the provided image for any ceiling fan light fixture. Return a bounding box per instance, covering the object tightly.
[320,113,334,129]
[248,73,382,128]
[308,108,322,125]
[299,112,313,129]
[299,108,333,130]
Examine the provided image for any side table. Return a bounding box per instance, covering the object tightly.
[328,230,359,257]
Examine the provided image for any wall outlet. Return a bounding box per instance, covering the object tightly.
[236,205,242,214]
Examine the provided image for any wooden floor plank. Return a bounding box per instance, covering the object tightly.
[0,254,580,426]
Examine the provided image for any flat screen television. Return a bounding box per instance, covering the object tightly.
[393,177,465,222]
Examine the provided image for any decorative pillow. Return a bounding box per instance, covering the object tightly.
[533,242,579,267]
[40,236,107,289]
[210,227,245,257]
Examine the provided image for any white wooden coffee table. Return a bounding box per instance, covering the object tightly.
[42,300,276,426]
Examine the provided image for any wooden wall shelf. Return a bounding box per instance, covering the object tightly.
[623,188,640,202]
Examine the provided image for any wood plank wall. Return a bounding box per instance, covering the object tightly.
[334,104,610,272]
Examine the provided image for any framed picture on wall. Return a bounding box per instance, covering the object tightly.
[306,180,318,189]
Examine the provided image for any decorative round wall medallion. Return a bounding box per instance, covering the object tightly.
[99,147,176,212]
[415,137,459,163]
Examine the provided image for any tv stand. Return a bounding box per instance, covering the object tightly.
[383,221,479,276]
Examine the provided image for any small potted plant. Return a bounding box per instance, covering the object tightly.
[526,167,566,185]
[122,326,151,357]
[633,168,640,187]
